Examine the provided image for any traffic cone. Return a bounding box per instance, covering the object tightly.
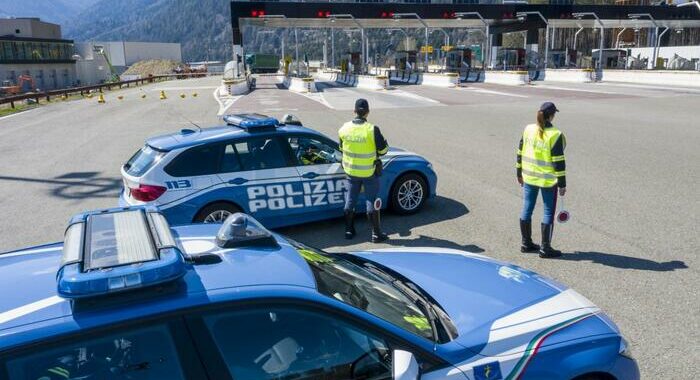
[159,90,167,100]
[141,94,147,99]
[192,92,198,97]
[97,94,106,104]
[179,93,186,99]
[61,94,67,101]
[117,95,124,100]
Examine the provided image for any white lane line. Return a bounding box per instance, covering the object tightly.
[0,296,63,325]
[462,88,529,98]
[213,87,244,116]
[150,86,218,91]
[289,91,335,109]
[591,82,700,93]
[0,107,39,121]
[534,85,622,95]
[388,89,443,104]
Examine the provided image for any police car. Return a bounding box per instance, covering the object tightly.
[0,207,639,380]
[119,113,437,227]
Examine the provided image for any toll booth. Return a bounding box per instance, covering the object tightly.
[495,48,527,70]
[343,52,362,74]
[394,50,418,72]
[549,49,578,68]
[445,47,472,72]
[592,49,628,69]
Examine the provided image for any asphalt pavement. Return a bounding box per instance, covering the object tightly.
[0,74,698,378]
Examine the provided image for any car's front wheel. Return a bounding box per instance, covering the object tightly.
[390,173,427,215]
[194,202,241,223]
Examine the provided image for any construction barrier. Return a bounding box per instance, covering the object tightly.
[420,72,460,88]
[222,78,249,95]
[600,69,700,87]
[543,69,595,83]
[484,71,530,86]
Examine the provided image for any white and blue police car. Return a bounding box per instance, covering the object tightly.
[119,113,437,226]
[0,207,639,380]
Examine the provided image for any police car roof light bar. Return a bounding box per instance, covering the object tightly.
[57,207,186,299]
[223,113,279,131]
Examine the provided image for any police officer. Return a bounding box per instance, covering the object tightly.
[516,102,566,258]
[339,99,389,243]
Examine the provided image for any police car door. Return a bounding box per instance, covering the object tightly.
[216,136,304,227]
[287,135,347,222]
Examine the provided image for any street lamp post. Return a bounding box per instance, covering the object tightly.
[516,12,548,70]
[328,14,364,74]
[628,13,665,69]
[393,13,429,70]
[454,12,489,69]
[573,12,604,71]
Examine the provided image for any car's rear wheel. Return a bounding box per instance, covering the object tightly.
[390,173,427,215]
[194,202,241,223]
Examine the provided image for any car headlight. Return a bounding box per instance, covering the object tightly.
[619,336,634,359]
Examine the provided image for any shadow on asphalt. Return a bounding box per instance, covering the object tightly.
[278,195,481,252]
[553,251,688,271]
[0,172,121,200]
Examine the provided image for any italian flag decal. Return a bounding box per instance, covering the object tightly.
[506,312,597,380]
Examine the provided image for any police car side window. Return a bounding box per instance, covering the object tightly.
[289,136,340,166]
[165,144,223,177]
[4,324,186,380]
[221,143,243,173]
[236,137,290,171]
[202,306,392,380]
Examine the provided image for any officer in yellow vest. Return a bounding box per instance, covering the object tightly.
[516,102,566,258]
[339,99,389,243]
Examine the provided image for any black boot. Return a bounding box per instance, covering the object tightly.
[369,211,388,243]
[520,220,540,253]
[539,223,562,258]
[344,210,356,239]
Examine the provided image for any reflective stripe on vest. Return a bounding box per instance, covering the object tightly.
[520,123,562,187]
[339,121,377,178]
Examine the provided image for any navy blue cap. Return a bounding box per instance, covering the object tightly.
[355,98,369,114]
[540,102,559,115]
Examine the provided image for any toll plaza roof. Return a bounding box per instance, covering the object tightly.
[230,1,700,38]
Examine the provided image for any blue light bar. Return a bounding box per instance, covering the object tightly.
[223,113,279,131]
[57,207,186,299]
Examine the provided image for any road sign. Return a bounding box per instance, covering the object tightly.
[441,45,454,52]
[420,46,434,54]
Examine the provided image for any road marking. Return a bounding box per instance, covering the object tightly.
[462,88,529,98]
[0,296,63,325]
[290,91,335,109]
[591,82,700,94]
[0,108,39,121]
[534,84,622,95]
[151,85,218,91]
[213,87,244,115]
[388,89,443,104]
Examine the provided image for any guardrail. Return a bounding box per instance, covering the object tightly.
[0,72,218,109]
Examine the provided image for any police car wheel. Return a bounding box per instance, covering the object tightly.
[195,203,241,223]
[390,173,427,215]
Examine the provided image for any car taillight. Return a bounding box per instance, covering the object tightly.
[130,184,167,202]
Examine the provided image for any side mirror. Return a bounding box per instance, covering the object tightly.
[393,350,419,380]
[281,114,302,126]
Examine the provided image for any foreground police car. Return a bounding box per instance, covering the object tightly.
[0,208,638,380]
[119,113,437,226]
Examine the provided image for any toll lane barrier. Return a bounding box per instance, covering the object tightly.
[484,71,530,86]
[419,73,460,88]
[543,69,595,83]
[390,70,421,84]
[600,69,700,87]
[316,71,339,82]
[356,75,389,90]
[336,73,357,86]
[223,78,250,95]
[287,77,317,93]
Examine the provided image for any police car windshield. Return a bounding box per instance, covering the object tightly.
[124,145,165,177]
[290,240,438,341]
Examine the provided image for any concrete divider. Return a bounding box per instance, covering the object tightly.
[287,77,317,93]
[316,71,339,82]
[336,73,357,86]
[357,75,389,90]
[484,71,530,86]
[222,77,250,95]
[601,70,700,87]
[544,69,595,83]
[419,73,459,88]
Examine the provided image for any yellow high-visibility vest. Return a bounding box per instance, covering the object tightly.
[339,121,378,178]
[519,124,565,187]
